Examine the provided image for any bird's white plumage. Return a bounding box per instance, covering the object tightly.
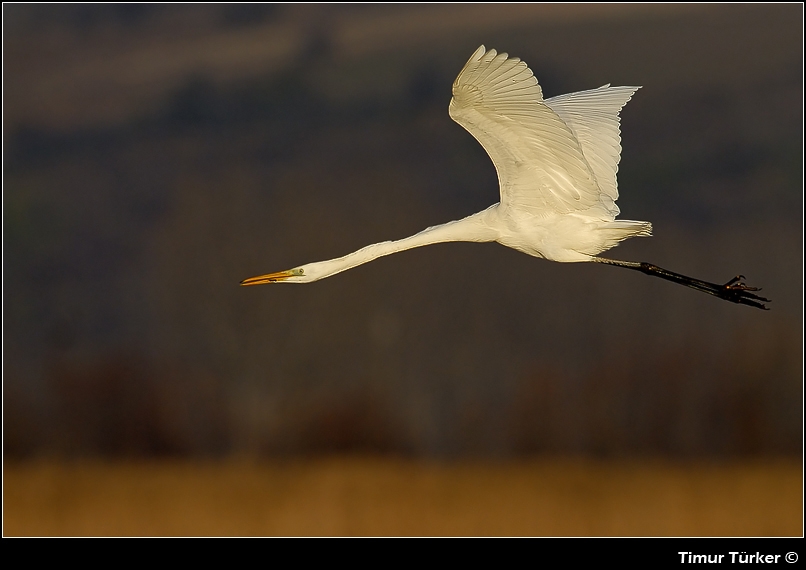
[449,46,637,221]
[545,84,640,218]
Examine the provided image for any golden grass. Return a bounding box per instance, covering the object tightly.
[4,456,801,536]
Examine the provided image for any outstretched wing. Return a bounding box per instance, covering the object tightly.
[544,85,640,218]
[449,46,609,218]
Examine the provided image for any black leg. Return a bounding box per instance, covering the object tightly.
[593,258,771,310]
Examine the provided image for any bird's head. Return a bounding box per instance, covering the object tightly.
[240,264,319,285]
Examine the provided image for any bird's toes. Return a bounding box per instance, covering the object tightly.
[722,275,765,292]
[723,275,746,287]
[717,276,771,309]
[732,284,760,292]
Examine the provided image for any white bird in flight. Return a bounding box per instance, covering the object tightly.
[242,45,769,310]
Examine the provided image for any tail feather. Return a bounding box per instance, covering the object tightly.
[597,220,652,251]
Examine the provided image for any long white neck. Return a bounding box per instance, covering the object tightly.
[304,205,500,282]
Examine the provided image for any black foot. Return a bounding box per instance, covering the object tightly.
[596,258,772,310]
[719,275,770,310]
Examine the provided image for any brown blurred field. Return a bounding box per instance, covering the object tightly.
[5,4,801,462]
[4,456,801,536]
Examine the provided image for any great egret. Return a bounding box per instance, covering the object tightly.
[242,45,769,310]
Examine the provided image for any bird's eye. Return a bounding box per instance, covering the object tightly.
[298,268,304,275]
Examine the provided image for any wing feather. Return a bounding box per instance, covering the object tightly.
[544,85,640,218]
[449,46,636,220]
[449,46,601,216]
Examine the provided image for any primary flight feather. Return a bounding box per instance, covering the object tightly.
[242,46,769,310]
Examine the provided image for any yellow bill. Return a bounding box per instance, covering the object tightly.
[240,270,295,286]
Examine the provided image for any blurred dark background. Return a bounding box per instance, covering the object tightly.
[4,4,802,459]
